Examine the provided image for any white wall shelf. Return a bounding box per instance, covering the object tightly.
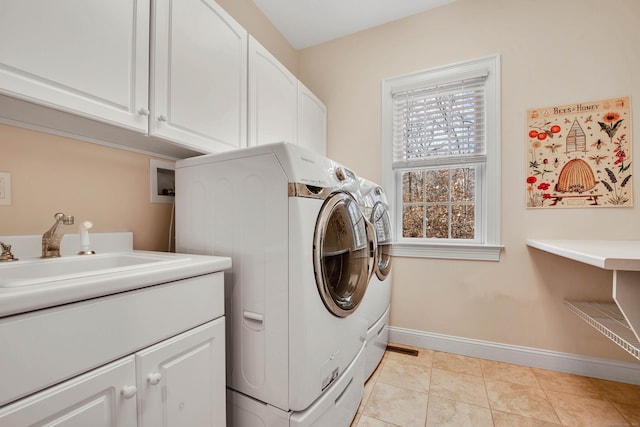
[527,239,640,362]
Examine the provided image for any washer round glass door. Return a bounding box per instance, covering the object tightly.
[371,202,392,281]
[314,192,370,317]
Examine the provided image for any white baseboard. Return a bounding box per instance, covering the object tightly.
[388,326,640,385]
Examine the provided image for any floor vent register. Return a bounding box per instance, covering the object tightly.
[385,345,419,357]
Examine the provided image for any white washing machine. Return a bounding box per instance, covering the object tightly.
[175,143,369,426]
[357,179,393,380]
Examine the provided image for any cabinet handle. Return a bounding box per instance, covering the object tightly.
[121,385,137,399]
[138,107,150,116]
[158,114,167,122]
[148,372,162,385]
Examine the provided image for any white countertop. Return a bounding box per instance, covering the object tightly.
[526,239,640,271]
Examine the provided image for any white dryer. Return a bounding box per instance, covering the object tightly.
[357,179,393,380]
[175,143,369,426]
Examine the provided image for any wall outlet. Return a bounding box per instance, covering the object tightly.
[0,172,11,205]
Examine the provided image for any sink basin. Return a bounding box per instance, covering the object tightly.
[0,252,189,287]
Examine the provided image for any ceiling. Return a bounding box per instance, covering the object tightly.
[252,0,456,50]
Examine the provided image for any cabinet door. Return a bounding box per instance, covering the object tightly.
[248,37,298,147]
[0,356,137,427]
[151,0,247,153]
[137,318,226,427]
[0,1,149,132]
[298,82,327,155]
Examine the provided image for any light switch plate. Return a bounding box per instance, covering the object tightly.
[0,172,11,205]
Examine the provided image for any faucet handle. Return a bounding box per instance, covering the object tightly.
[0,241,18,262]
[54,212,74,225]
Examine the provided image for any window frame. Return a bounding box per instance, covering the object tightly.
[381,55,503,261]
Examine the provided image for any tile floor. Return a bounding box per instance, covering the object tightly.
[351,345,640,427]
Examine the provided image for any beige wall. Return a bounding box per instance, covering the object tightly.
[0,125,173,251]
[297,0,640,362]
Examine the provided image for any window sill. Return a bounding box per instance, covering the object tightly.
[390,242,504,261]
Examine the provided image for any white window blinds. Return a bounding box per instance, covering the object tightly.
[392,74,488,168]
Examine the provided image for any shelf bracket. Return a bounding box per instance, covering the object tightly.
[613,270,640,343]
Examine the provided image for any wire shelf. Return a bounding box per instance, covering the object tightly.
[564,300,640,361]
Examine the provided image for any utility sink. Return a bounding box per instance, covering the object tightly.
[0,252,188,287]
[0,233,230,319]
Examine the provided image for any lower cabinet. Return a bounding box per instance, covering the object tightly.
[0,356,138,427]
[137,318,226,427]
[0,318,225,427]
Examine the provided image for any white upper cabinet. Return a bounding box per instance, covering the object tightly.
[248,36,297,147]
[0,0,247,157]
[0,0,150,132]
[0,1,325,158]
[298,82,327,156]
[248,38,327,155]
[151,0,248,153]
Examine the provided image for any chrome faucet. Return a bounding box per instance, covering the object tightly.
[42,212,74,258]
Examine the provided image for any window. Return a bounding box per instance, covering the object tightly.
[381,55,502,260]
